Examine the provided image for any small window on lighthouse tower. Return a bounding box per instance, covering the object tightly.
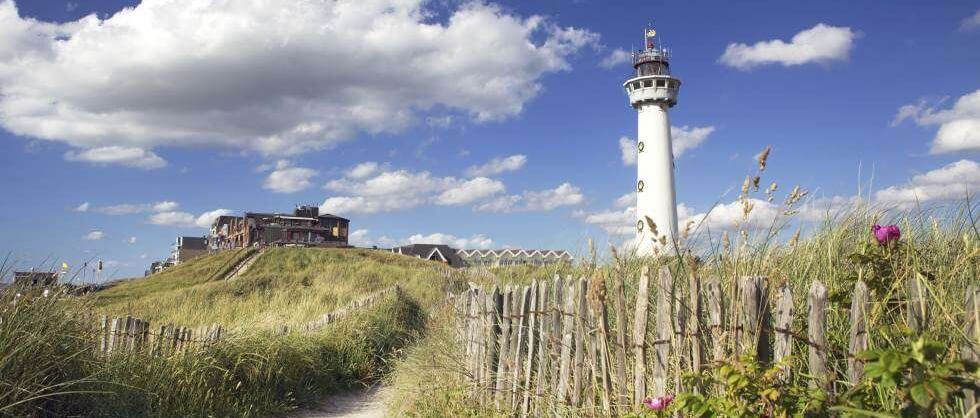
[637,220,644,232]
[656,79,666,87]
[637,141,645,152]
[637,180,645,192]
[643,80,652,88]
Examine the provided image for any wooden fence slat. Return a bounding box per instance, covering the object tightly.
[572,278,588,407]
[521,281,539,416]
[808,281,831,391]
[688,272,704,375]
[632,266,652,408]
[557,282,576,405]
[961,285,979,418]
[848,281,869,385]
[484,287,502,405]
[533,280,551,415]
[651,267,671,399]
[550,276,566,404]
[739,277,768,361]
[510,287,529,410]
[907,275,929,334]
[612,266,630,407]
[107,317,120,355]
[592,274,613,415]
[494,288,513,408]
[774,282,794,378]
[706,277,725,363]
[99,316,109,354]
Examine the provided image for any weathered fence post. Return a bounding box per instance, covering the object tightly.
[591,273,613,415]
[774,282,794,378]
[572,278,588,407]
[739,276,769,361]
[848,281,869,385]
[99,316,109,354]
[495,288,513,408]
[484,287,502,405]
[808,281,831,392]
[706,277,725,363]
[533,280,551,413]
[632,266,652,409]
[688,271,704,375]
[521,281,539,416]
[511,286,530,409]
[961,285,979,418]
[907,275,929,334]
[612,267,630,407]
[651,266,671,399]
[557,282,576,405]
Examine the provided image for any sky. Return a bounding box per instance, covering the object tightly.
[0,0,978,281]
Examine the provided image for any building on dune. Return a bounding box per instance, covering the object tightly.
[171,236,208,264]
[457,249,574,267]
[388,244,466,268]
[210,205,350,250]
[12,270,59,287]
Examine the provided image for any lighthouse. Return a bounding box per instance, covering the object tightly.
[624,27,681,255]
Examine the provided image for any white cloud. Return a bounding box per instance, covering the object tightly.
[83,230,104,240]
[149,208,233,228]
[347,162,380,179]
[348,229,371,247]
[961,9,980,31]
[127,236,137,244]
[263,163,317,193]
[875,160,980,208]
[465,154,527,177]
[619,125,715,166]
[93,201,179,215]
[321,165,506,214]
[477,182,584,212]
[614,192,635,209]
[436,177,505,205]
[685,199,782,230]
[64,146,166,169]
[74,202,89,212]
[619,137,637,166]
[0,0,597,161]
[672,125,716,156]
[405,233,493,249]
[599,48,631,69]
[720,24,857,70]
[892,90,980,154]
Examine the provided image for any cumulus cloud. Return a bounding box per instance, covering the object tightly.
[149,208,233,228]
[127,236,137,244]
[262,161,317,193]
[348,229,371,247]
[599,48,631,69]
[320,163,508,214]
[619,125,715,166]
[74,202,89,212]
[465,154,527,177]
[83,230,104,240]
[349,230,494,249]
[476,182,584,212]
[0,0,597,163]
[875,160,979,208]
[961,9,980,31]
[891,90,980,154]
[720,24,857,70]
[63,146,166,169]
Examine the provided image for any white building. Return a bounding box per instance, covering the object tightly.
[623,27,681,255]
[457,249,573,268]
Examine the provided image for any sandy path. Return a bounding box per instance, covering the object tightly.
[287,386,385,418]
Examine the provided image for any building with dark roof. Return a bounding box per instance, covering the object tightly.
[457,249,573,267]
[211,205,349,250]
[171,236,208,264]
[13,271,59,287]
[389,244,465,268]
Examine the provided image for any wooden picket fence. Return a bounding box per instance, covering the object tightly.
[451,267,980,416]
[98,285,401,355]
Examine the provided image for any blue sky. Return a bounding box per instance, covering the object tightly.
[1,0,978,280]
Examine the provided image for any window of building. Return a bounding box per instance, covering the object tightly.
[643,80,653,88]
[656,79,666,87]
[632,82,641,90]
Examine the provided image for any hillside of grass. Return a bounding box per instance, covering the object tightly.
[92,247,462,329]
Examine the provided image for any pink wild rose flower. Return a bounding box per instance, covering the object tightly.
[642,395,674,411]
[872,224,901,245]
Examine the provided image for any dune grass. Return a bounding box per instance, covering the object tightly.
[91,247,460,330]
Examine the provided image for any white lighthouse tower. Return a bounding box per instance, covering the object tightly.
[624,27,681,256]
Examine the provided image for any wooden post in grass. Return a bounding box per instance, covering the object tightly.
[534,280,551,414]
[848,281,869,385]
[572,278,588,407]
[705,277,725,363]
[808,281,831,392]
[485,287,503,405]
[511,286,529,409]
[550,275,565,406]
[592,274,613,415]
[521,281,539,416]
[99,316,109,354]
[651,267,670,399]
[739,276,769,362]
[612,267,630,407]
[632,266,651,409]
[688,271,704,376]
[495,288,513,408]
[773,282,794,379]
[960,285,979,418]
[907,275,929,334]
[107,317,120,355]
[557,282,576,405]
